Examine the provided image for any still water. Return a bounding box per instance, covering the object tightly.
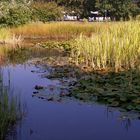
[1,46,140,140]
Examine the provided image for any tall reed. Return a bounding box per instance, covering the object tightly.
[0,28,23,44]
[71,21,140,72]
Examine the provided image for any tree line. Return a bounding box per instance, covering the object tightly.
[41,0,140,20]
[0,0,140,27]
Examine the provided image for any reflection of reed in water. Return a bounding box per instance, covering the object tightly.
[105,106,140,131]
[0,68,22,139]
[0,43,65,65]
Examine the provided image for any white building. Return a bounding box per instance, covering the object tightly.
[89,11,111,22]
[62,11,78,21]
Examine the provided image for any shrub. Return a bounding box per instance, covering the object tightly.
[31,2,63,22]
[136,15,140,20]
[0,3,32,27]
[83,18,88,23]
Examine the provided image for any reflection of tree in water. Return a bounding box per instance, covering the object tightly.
[6,47,31,64]
[0,68,23,139]
[121,118,131,131]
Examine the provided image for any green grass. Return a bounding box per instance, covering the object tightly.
[70,21,140,72]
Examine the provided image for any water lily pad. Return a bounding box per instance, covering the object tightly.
[136,105,140,111]
[133,99,140,104]
[126,105,135,111]
[110,101,119,107]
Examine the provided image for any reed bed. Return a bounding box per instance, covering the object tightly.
[10,22,105,40]
[71,21,140,72]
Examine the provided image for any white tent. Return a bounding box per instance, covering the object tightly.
[90,11,99,14]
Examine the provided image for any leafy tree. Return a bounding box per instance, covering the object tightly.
[0,2,32,26]
[31,2,63,22]
[96,0,139,20]
[0,0,140,22]
[83,0,96,17]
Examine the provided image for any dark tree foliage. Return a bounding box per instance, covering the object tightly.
[31,1,63,22]
[35,0,140,19]
[0,0,140,23]
[0,1,32,27]
[96,0,140,20]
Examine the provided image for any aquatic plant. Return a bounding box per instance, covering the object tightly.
[70,70,140,112]
[43,41,73,53]
[71,21,140,72]
[41,57,140,112]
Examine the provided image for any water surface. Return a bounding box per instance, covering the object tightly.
[1,45,140,140]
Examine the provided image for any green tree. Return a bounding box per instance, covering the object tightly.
[0,1,32,26]
[81,0,97,17]
[31,2,63,22]
[96,0,139,20]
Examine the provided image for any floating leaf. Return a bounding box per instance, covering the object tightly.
[110,101,119,107]
[126,105,135,110]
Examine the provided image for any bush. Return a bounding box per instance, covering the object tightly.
[0,3,32,27]
[82,18,88,23]
[31,2,63,22]
[136,15,140,20]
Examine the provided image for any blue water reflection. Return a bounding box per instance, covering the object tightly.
[3,63,140,140]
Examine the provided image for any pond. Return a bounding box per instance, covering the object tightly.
[1,44,140,140]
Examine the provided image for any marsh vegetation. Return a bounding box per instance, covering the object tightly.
[30,21,140,113]
[2,21,140,112]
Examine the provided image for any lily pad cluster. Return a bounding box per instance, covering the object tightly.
[70,70,140,112]
[42,41,73,53]
[34,54,140,113]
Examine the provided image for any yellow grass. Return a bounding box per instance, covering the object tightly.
[3,21,140,72]
[10,21,105,40]
[0,28,23,44]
